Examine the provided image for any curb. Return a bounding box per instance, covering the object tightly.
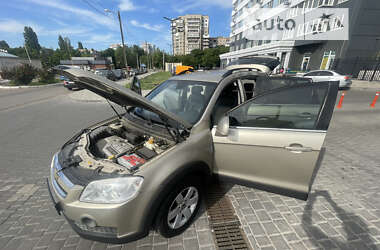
[0,82,62,89]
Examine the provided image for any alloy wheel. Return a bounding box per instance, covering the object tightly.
[167,186,199,229]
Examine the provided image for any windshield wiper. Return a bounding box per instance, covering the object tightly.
[159,115,184,143]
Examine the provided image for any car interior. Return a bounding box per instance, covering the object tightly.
[211,82,241,125]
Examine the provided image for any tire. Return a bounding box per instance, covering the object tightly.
[67,87,72,90]
[156,177,202,238]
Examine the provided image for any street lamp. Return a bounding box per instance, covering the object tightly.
[163,17,180,56]
[105,9,128,69]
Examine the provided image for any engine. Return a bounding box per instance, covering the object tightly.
[87,121,172,172]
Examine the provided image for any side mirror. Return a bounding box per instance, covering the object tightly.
[130,76,142,95]
[215,116,229,137]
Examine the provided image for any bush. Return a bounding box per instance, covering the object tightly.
[0,64,37,85]
[0,67,16,80]
[38,69,56,84]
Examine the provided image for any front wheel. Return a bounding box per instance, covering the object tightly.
[157,177,202,237]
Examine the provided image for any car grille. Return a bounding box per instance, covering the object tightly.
[51,153,74,198]
[74,221,117,235]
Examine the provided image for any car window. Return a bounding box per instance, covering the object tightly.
[228,84,328,130]
[211,82,241,125]
[242,80,255,100]
[304,71,320,76]
[133,80,217,125]
[254,76,312,96]
[319,71,333,76]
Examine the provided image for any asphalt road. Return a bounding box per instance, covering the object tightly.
[0,86,379,249]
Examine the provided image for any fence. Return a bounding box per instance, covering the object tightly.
[331,57,380,81]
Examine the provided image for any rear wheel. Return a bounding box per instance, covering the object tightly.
[157,177,202,237]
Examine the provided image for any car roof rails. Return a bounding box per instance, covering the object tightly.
[222,66,262,78]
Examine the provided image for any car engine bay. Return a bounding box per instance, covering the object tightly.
[62,119,174,175]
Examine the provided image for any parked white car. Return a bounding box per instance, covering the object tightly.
[301,70,352,88]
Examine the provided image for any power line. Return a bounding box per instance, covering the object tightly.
[80,0,109,17]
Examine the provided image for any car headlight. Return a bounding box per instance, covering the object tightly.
[79,177,143,204]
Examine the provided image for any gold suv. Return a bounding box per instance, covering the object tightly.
[48,57,338,243]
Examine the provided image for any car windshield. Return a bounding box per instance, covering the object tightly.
[132,80,217,125]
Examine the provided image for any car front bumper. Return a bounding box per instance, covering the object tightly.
[47,164,149,244]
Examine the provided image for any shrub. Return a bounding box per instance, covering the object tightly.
[0,67,16,80]
[38,69,56,84]
[1,64,37,85]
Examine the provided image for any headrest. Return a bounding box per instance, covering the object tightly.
[192,86,203,95]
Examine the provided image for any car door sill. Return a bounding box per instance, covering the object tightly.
[214,174,309,201]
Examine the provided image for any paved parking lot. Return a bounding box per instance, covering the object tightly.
[0,86,379,250]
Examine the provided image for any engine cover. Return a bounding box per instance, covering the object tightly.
[95,136,134,158]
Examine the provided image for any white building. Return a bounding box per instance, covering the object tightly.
[220,0,366,74]
[171,14,210,55]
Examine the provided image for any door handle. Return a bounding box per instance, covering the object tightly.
[284,145,313,153]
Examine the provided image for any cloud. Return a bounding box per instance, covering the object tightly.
[0,19,42,33]
[173,0,232,13]
[130,20,163,32]
[26,0,117,28]
[119,0,137,11]
[0,18,91,38]
[84,33,117,44]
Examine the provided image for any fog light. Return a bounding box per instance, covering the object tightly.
[81,217,97,228]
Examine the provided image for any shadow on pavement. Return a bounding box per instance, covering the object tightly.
[302,190,376,249]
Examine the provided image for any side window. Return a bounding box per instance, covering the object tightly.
[305,71,319,76]
[319,71,333,76]
[229,85,328,130]
[242,80,255,100]
[211,82,241,125]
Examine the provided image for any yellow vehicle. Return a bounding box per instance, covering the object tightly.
[175,65,194,75]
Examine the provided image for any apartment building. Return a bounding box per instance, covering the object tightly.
[220,0,380,74]
[209,37,231,48]
[141,42,155,54]
[172,14,209,55]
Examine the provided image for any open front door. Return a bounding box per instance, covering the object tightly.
[212,81,338,200]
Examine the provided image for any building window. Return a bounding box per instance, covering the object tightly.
[320,51,336,70]
[301,56,311,71]
[336,0,349,4]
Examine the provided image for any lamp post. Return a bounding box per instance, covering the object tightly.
[105,9,128,69]
[163,17,180,56]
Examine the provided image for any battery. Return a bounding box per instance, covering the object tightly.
[117,154,146,171]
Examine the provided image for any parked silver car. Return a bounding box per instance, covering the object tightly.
[49,58,339,243]
[301,70,352,88]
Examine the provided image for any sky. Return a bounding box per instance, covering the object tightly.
[0,0,232,52]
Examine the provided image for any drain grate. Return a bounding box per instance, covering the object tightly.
[205,184,250,250]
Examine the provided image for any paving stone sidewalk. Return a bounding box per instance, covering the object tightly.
[1,89,379,250]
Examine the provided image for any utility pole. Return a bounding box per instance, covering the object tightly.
[117,10,128,68]
[105,9,128,68]
[136,54,139,70]
[24,43,32,64]
[163,17,180,56]
[163,52,165,71]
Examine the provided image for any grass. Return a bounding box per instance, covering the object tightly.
[133,71,172,90]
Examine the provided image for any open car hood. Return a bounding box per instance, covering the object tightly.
[55,67,192,129]
[226,56,280,73]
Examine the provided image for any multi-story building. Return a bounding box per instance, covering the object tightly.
[220,0,380,74]
[109,43,121,50]
[209,37,231,48]
[172,14,209,55]
[140,42,155,54]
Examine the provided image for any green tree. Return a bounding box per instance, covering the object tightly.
[58,35,66,51]
[0,40,9,50]
[23,26,41,58]
[78,41,83,49]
